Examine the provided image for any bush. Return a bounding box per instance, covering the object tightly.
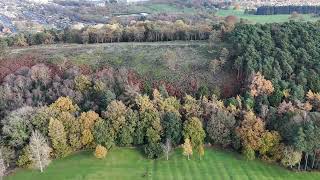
[144,143,163,159]
[243,146,255,161]
[94,145,107,159]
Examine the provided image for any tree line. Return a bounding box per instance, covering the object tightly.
[0,20,212,48]
[256,6,320,15]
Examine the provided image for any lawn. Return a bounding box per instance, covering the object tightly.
[217,9,320,23]
[7,148,320,180]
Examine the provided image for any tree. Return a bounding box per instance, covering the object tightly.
[182,138,193,160]
[48,118,70,158]
[144,143,163,159]
[0,147,14,168]
[79,111,101,147]
[105,100,127,138]
[17,146,32,168]
[198,145,204,160]
[281,146,302,169]
[29,131,51,172]
[294,127,306,170]
[183,117,205,152]
[1,106,35,148]
[183,95,202,118]
[258,131,282,161]
[135,95,163,158]
[243,146,255,160]
[93,120,115,149]
[50,96,78,113]
[117,109,138,146]
[94,145,107,159]
[162,138,172,161]
[249,72,274,97]
[30,106,58,136]
[236,111,265,151]
[206,109,236,147]
[0,149,5,180]
[74,75,92,92]
[162,112,182,146]
[0,39,8,59]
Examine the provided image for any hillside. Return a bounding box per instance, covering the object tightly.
[5,41,239,97]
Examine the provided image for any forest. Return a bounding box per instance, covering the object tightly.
[1,15,320,179]
[256,6,320,15]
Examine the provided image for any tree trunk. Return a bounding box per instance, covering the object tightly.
[166,152,168,161]
[36,144,43,173]
[304,153,308,171]
[187,155,190,160]
[312,153,316,169]
[298,161,301,171]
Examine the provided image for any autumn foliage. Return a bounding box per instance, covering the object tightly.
[94,145,107,159]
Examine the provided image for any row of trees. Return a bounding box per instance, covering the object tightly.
[256,6,320,15]
[0,20,212,47]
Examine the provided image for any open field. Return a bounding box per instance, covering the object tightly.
[7,41,238,96]
[217,9,320,23]
[128,3,196,14]
[7,148,320,180]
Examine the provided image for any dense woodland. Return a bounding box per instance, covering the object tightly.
[1,18,320,177]
[256,6,320,15]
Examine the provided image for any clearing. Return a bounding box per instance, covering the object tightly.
[7,41,239,97]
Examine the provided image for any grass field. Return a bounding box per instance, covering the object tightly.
[7,148,320,180]
[217,9,320,23]
[129,3,196,14]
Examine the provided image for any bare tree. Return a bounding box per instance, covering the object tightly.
[29,130,51,173]
[162,138,172,161]
[0,149,5,180]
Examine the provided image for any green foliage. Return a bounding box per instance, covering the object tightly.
[229,22,320,101]
[183,117,205,151]
[0,38,8,59]
[243,146,255,161]
[117,110,138,146]
[48,118,70,158]
[93,120,115,149]
[162,112,182,146]
[144,143,164,159]
[196,85,209,99]
[2,107,35,148]
[17,146,32,168]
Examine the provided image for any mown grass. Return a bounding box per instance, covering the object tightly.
[217,9,320,23]
[7,148,320,180]
[128,3,196,14]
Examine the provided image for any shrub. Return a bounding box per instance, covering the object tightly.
[94,145,107,159]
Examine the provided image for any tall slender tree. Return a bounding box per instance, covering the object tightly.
[0,149,5,180]
[182,138,193,160]
[29,130,51,172]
